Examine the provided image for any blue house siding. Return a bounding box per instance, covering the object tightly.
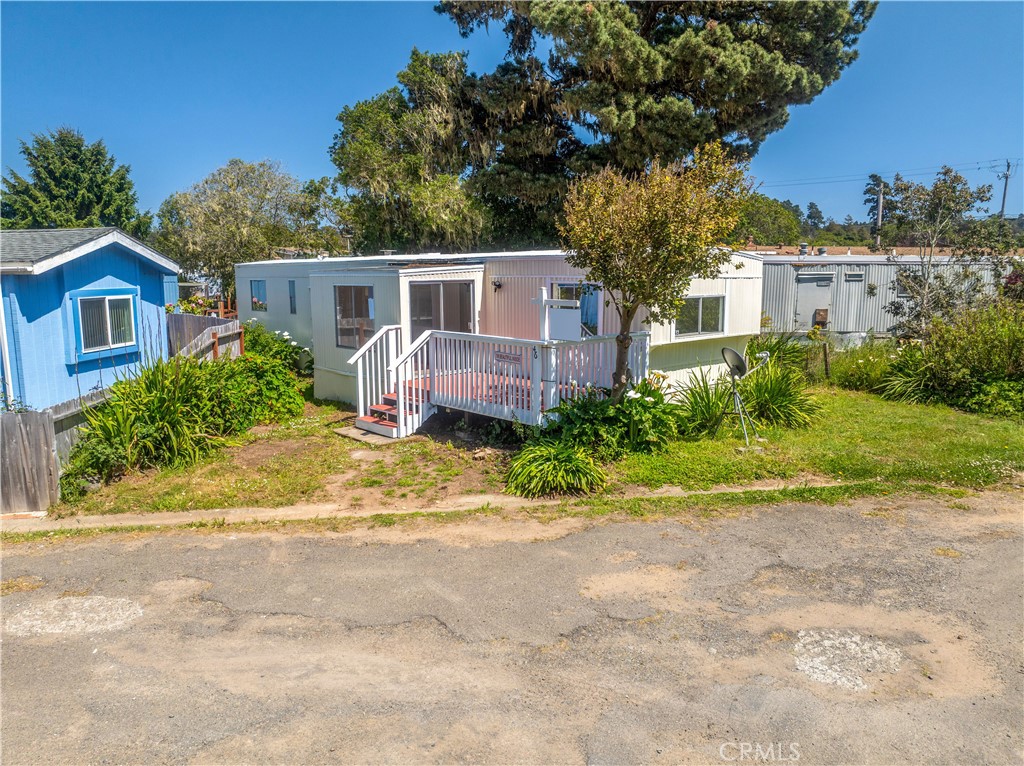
[1,242,173,410]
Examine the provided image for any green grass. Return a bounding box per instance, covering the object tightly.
[59,400,357,516]
[617,388,1023,491]
[52,387,1022,523]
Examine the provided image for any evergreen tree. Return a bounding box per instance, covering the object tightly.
[333,2,876,248]
[1,128,152,237]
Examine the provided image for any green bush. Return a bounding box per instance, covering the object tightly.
[924,302,1024,401]
[829,340,898,393]
[543,376,678,458]
[962,380,1024,420]
[504,441,607,498]
[745,333,806,373]
[545,388,625,460]
[243,319,311,373]
[612,377,678,453]
[60,353,305,500]
[739,361,820,428]
[672,368,731,438]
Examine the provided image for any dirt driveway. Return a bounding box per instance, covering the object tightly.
[2,491,1021,765]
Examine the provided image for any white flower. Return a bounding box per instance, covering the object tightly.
[291,341,298,346]
[649,369,665,376]
[644,396,655,403]
[625,391,641,400]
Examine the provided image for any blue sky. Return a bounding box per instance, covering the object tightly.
[2,1,1022,224]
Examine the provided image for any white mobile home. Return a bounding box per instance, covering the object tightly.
[237,249,763,438]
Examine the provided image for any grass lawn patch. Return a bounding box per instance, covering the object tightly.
[59,400,357,516]
[615,389,1023,491]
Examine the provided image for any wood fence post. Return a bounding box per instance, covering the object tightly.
[239,326,245,357]
[211,331,219,360]
[822,342,831,381]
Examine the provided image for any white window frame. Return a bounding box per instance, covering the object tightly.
[78,295,137,353]
[674,295,726,338]
[551,281,603,336]
[250,279,268,312]
[334,285,375,349]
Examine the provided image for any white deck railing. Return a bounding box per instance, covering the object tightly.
[352,329,652,437]
[391,331,435,437]
[348,324,402,418]
[429,331,544,424]
[550,333,649,394]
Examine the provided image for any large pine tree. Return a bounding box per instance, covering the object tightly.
[1,127,152,237]
[332,2,876,250]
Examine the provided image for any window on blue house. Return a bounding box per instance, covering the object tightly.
[675,296,725,336]
[79,296,136,352]
[288,280,297,314]
[251,280,267,311]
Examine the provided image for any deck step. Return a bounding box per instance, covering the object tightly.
[355,415,399,438]
[369,403,398,421]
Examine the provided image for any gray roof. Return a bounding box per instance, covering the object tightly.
[0,227,121,267]
[0,227,178,275]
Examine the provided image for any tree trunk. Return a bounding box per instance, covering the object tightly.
[612,306,640,400]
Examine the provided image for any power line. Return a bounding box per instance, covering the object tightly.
[759,158,1023,189]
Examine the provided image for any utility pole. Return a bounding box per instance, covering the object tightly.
[997,160,1012,220]
[874,182,884,248]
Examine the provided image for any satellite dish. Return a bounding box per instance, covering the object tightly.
[722,347,747,379]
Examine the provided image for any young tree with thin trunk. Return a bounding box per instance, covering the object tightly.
[559,143,751,398]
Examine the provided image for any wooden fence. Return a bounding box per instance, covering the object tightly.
[1,410,60,514]
[176,320,243,361]
[167,313,240,357]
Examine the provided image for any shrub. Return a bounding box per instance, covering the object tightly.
[243,319,311,373]
[672,368,731,438]
[877,344,935,404]
[829,340,898,393]
[739,361,820,428]
[745,332,806,373]
[60,353,305,500]
[202,355,305,433]
[924,301,1024,399]
[612,377,678,453]
[504,441,607,498]
[867,302,1024,417]
[545,388,625,460]
[543,375,677,458]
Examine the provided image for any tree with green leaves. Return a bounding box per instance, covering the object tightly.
[289,177,352,255]
[879,167,997,336]
[443,1,875,168]
[731,194,801,246]
[332,3,875,249]
[1,127,152,236]
[331,49,488,253]
[863,173,892,229]
[153,159,303,297]
[804,202,826,235]
[559,143,751,398]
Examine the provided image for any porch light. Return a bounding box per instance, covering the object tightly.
[491,279,503,292]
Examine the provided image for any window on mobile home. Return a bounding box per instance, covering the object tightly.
[675,296,724,336]
[250,280,267,311]
[288,280,297,314]
[553,283,601,336]
[335,285,374,348]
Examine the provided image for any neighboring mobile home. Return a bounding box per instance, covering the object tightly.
[761,253,998,341]
[0,227,179,411]
[238,249,763,437]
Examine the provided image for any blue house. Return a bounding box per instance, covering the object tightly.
[0,227,179,412]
